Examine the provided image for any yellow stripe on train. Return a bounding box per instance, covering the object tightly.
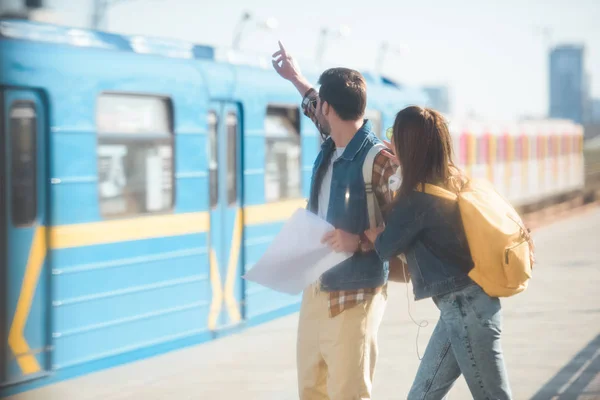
[49,199,305,250]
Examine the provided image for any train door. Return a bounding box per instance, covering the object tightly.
[207,102,244,332]
[1,90,50,386]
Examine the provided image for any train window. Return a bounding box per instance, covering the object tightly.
[477,136,488,164]
[208,111,218,208]
[364,110,382,138]
[517,136,528,161]
[452,134,460,161]
[460,134,468,165]
[514,136,522,161]
[265,106,301,202]
[9,102,37,226]
[507,136,515,161]
[97,94,171,134]
[96,94,174,217]
[529,135,537,160]
[537,136,546,159]
[496,136,506,163]
[469,135,476,165]
[227,112,238,205]
[548,135,556,157]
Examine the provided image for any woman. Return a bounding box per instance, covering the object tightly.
[365,106,512,399]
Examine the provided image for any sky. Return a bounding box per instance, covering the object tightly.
[5,0,600,121]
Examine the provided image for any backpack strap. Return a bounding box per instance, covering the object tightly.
[418,184,465,268]
[420,183,458,201]
[363,144,386,229]
[363,144,408,265]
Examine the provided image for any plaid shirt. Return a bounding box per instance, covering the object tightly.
[302,88,399,318]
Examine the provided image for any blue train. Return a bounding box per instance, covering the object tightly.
[0,19,429,395]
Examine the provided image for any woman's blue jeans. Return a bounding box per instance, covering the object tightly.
[408,284,512,400]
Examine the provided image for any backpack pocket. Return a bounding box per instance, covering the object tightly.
[503,240,532,287]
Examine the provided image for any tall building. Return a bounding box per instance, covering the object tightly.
[592,98,600,124]
[423,86,450,114]
[1,0,43,17]
[0,0,18,14]
[549,45,585,123]
[583,72,592,124]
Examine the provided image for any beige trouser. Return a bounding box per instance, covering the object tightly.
[296,285,387,400]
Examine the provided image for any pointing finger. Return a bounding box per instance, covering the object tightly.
[278,40,287,56]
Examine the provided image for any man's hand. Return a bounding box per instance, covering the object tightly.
[272,41,302,82]
[364,226,385,244]
[322,229,360,253]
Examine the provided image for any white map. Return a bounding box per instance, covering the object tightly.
[243,208,352,295]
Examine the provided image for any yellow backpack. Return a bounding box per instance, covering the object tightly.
[421,179,535,298]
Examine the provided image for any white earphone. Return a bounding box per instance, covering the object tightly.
[388,166,402,191]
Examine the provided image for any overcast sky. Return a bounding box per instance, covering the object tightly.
[5,0,600,120]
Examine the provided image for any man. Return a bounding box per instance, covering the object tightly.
[272,42,399,399]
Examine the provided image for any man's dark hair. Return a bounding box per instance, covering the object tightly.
[318,68,367,121]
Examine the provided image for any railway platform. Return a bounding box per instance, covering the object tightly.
[6,207,600,400]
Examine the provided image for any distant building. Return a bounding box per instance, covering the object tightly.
[584,99,600,141]
[582,72,593,124]
[549,45,586,124]
[0,0,18,15]
[1,0,43,15]
[1,1,60,24]
[591,98,600,124]
[423,86,450,114]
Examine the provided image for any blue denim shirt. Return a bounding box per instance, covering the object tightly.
[374,190,475,300]
[308,121,388,291]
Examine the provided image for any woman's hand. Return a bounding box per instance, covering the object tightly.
[322,229,360,253]
[382,140,399,163]
[364,226,385,244]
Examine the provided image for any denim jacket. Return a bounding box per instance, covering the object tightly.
[374,190,475,300]
[308,121,388,291]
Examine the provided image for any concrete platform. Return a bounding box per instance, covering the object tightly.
[6,207,600,400]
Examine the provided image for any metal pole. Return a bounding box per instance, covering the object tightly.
[375,42,389,75]
[315,28,328,65]
[232,12,251,50]
[91,0,138,30]
[91,0,106,30]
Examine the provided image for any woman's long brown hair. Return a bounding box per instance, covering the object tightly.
[392,106,465,197]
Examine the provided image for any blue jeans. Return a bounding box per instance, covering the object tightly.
[408,284,512,400]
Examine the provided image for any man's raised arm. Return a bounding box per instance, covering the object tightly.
[272,41,323,135]
[272,41,312,97]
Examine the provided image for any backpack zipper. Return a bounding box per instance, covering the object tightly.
[505,240,526,264]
